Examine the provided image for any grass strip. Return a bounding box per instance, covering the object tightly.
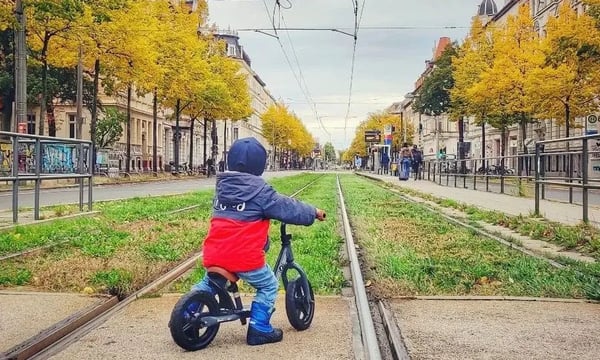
[389,184,600,260]
[341,175,600,300]
[0,173,323,297]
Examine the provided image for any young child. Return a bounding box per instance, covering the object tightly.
[193,137,326,346]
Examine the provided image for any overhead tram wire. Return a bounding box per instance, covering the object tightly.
[261,0,330,138]
[343,0,365,145]
[280,13,330,138]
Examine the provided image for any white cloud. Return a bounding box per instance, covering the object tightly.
[207,0,479,150]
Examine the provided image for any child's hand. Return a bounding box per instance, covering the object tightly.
[315,208,326,221]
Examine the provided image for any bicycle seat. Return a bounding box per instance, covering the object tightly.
[206,266,239,283]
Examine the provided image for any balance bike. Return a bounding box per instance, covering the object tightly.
[169,222,316,351]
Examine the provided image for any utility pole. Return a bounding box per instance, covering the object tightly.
[14,0,27,133]
[76,46,83,139]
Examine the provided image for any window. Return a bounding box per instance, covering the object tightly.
[227,44,237,57]
[233,127,239,141]
[27,114,35,134]
[69,114,76,138]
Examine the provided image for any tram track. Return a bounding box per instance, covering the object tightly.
[1,175,326,360]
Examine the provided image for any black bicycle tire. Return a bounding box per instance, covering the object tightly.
[285,279,315,331]
[169,291,220,351]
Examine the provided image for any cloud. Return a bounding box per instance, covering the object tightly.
[207,0,479,150]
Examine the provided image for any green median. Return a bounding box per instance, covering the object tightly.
[340,175,600,300]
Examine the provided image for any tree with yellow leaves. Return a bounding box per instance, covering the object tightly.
[451,16,496,160]
[469,4,543,171]
[345,110,410,159]
[261,104,314,168]
[528,0,600,138]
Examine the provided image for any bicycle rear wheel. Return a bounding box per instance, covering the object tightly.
[169,291,220,351]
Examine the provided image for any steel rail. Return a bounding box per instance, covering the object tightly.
[3,174,324,360]
[336,175,382,360]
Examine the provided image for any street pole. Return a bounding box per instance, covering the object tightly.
[14,0,27,133]
[76,46,83,139]
[401,111,406,144]
[418,112,422,147]
[435,115,440,182]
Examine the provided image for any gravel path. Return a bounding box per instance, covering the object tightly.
[390,298,600,360]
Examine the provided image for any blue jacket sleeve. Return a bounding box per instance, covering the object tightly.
[259,185,317,226]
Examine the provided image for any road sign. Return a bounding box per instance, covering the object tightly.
[587,114,598,135]
[364,130,381,143]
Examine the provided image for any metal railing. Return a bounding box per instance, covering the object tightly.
[417,135,598,224]
[535,134,600,223]
[0,131,93,223]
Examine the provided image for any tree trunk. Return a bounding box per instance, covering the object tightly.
[481,121,486,171]
[152,88,158,173]
[39,33,51,136]
[458,116,465,173]
[91,59,100,174]
[223,119,227,165]
[126,85,132,173]
[189,117,195,168]
[518,116,527,177]
[211,118,217,163]
[39,59,47,135]
[203,119,207,166]
[174,99,181,173]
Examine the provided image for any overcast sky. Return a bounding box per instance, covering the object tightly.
[207,0,483,150]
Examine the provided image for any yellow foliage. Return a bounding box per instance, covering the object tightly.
[346,110,411,157]
[260,104,314,156]
[527,0,600,124]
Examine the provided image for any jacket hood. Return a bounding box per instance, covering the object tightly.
[227,137,267,176]
[216,172,266,204]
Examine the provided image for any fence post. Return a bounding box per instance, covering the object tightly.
[582,138,589,224]
[534,143,541,217]
[88,144,93,211]
[473,159,477,190]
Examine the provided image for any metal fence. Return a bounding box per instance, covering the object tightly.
[419,134,599,224]
[0,131,93,223]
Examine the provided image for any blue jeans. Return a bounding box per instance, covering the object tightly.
[192,264,279,309]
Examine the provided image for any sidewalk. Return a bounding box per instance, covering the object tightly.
[361,172,599,227]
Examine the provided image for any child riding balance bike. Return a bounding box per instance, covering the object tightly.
[169,137,326,349]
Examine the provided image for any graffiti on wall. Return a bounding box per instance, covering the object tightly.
[0,143,11,175]
[42,144,89,174]
[0,141,89,176]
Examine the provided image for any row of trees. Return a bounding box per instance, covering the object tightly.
[342,110,413,161]
[260,104,316,163]
[413,0,600,163]
[0,0,252,172]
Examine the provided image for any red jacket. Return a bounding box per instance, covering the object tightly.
[201,172,316,273]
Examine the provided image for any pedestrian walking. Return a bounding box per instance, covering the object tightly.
[411,145,422,180]
[398,143,412,181]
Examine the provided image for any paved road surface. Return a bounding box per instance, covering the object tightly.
[0,171,306,211]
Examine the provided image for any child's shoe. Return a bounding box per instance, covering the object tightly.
[246,301,283,345]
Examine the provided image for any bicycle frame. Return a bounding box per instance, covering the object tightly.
[273,223,313,304]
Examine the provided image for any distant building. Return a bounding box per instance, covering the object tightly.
[210,29,277,168]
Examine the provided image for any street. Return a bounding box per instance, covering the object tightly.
[0,171,305,211]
